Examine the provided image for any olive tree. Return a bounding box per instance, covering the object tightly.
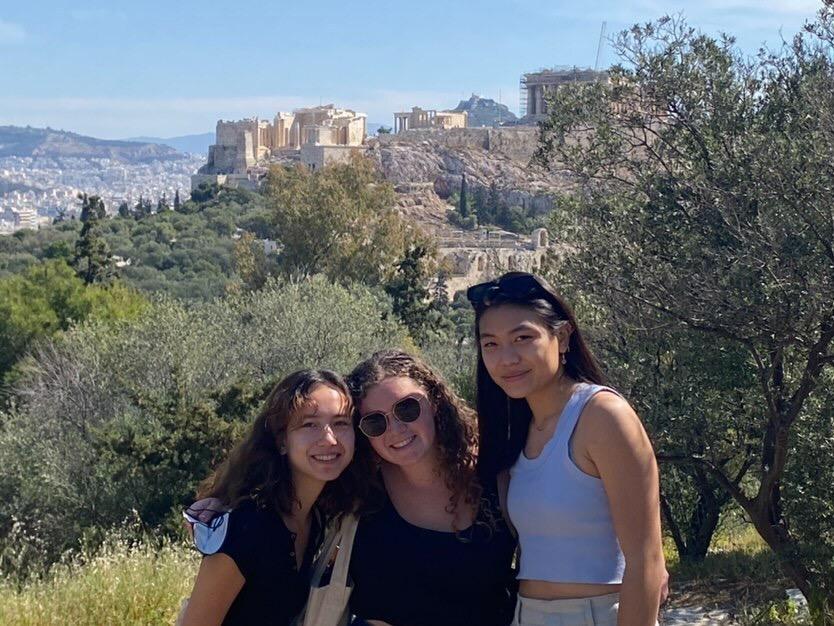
[537,11,834,609]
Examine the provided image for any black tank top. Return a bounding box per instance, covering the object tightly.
[349,481,517,626]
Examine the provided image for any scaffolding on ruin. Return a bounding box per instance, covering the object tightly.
[519,75,528,118]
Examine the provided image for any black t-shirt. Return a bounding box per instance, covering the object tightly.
[349,483,518,626]
[196,499,320,626]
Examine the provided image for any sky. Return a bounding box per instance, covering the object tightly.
[0,0,823,139]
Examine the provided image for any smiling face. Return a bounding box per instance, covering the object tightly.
[358,376,436,467]
[478,303,570,400]
[282,383,355,487]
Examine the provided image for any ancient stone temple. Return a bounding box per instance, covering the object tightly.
[393,106,468,133]
[520,67,608,120]
[191,105,367,190]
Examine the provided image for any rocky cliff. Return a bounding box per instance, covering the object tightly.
[367,128,571,234]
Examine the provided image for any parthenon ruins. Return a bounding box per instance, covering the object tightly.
[520,67,608,119]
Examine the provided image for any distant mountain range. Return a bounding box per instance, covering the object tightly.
[124,132,215,155]
[0,126,186,163]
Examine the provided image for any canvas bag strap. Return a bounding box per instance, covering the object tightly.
[327,514,359,587]
[309,516,344,586]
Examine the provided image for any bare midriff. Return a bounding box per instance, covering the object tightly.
[519,580,622,600]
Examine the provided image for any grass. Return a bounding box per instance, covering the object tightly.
[663,524,828,624]
[0,538,198,626]
[0,521,827,625]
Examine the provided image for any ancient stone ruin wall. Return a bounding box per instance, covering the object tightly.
[438,228,551,298]
[376,127,539,162]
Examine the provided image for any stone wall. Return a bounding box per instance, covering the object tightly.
[300,144,368,171]
[376,127,539,162]
[437,228,551,298]
[440,246,548,298]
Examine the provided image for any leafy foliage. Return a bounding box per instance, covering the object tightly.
[0,277,411,576]
[264,157,416,285]
[537,13,834,605]
[0,259,147,384]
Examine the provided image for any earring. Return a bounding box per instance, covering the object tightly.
[561,353,567,365]
[279,445,287,455]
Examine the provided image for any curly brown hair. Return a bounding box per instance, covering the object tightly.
[346,350,481,526]
[197,369,371,517]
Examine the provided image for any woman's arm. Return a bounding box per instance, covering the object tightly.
[180,553,245,626]
[581,393,665,626]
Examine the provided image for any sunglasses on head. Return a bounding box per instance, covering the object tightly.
[466,273,551,308]
[358,394,423,438]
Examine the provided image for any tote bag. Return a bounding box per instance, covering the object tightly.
[294,513,360,626]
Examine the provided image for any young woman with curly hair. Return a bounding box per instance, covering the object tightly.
[469,272,666,626]
[179,369,369,626]
[346,349,517,626]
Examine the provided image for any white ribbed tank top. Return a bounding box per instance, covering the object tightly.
[508,383,626,584]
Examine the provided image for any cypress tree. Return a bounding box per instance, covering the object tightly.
[459,173,469,218]
[74,193,114,284]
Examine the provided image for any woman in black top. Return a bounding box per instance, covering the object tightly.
[180,369,370,626]
[347,350,517,626]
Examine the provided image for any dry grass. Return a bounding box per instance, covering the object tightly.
[0,538,198,626]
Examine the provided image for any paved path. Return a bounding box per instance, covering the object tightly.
[661,606,734,624]
[659,588,808,625]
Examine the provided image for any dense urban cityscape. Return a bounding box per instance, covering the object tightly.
[0,153,205,234]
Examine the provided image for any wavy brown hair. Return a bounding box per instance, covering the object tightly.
[346,350,481,526]
[197,369,371,517]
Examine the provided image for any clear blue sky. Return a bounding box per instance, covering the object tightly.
[0,0,822,139]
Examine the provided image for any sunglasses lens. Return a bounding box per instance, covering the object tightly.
[394,397,421,423]
[359,412,387,437]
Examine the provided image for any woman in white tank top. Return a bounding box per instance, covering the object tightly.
[467,272,666,626]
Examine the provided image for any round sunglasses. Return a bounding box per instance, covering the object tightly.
[358,395,423,438]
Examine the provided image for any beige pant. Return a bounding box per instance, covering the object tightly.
[511,593,620,626]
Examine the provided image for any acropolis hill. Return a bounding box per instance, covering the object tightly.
[192,73,606,288]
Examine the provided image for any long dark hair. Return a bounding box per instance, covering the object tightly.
[473,273,606,480]
[347,350,481,525]
[198,369,370,516]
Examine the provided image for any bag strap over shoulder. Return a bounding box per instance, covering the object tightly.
[328,514,359,587]
[309,513,359,588]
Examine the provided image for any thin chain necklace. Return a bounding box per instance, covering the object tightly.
[532,380,577,431]
[534,410,560,432]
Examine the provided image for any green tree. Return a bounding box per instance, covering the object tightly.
[432,268,451,315]
[473,185,489,224]
[117,201,130,219]
[0,259,147,382]
[74,194,114,285]
[265,156,413,286]
[133,196,153,220]
[537,13,834,608]
[385,245,434,344]
[232,232,268,292]
[458,173,469,218]
[173,189,181,212]
[486,182,503,225]
[156,194,170,213]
